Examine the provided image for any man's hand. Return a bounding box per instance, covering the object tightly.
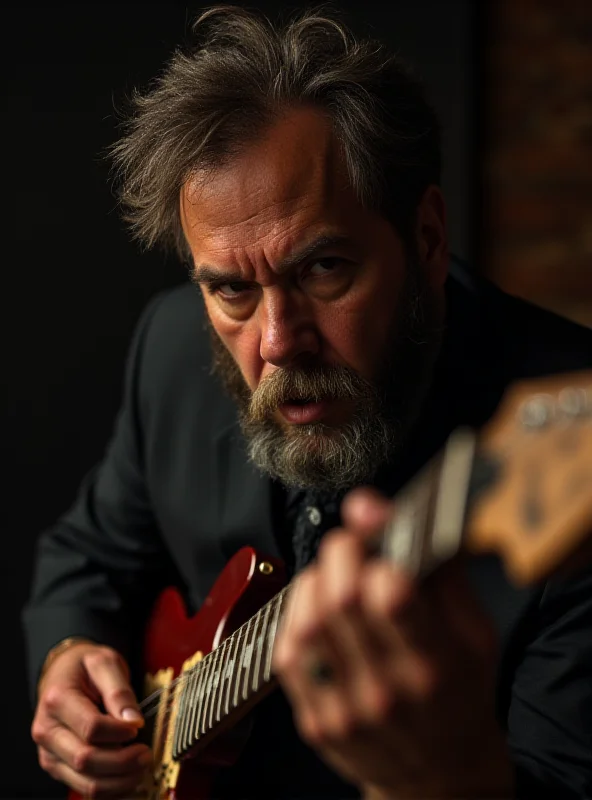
[273,488,515,799]
[32,642,152,799]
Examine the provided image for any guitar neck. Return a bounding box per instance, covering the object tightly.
[381,427,478,577]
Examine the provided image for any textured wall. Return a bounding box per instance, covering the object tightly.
[484,0,592,326]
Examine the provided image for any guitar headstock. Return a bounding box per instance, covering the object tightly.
[465,370,592,585]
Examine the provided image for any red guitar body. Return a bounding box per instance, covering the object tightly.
[71,547,287,800]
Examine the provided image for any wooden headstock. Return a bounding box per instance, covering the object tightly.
[465,371,592,585]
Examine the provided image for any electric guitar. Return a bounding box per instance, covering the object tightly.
[72,370,592,800]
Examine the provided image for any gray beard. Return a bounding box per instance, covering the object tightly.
[206,260,443,492]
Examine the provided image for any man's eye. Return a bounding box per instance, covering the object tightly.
[216,282,250,298]
[308,258,340,277]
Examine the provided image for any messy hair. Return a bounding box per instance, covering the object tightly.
[110,4,441,261]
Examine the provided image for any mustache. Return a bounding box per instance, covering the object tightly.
[248,363,376,422]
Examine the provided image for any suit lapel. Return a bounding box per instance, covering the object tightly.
[213,422,279,563]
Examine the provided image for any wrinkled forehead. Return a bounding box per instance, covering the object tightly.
[180,107,354,235]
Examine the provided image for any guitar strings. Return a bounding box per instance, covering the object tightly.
[138,614,251,717]
[139,615,257,720]
[136,585,289,720]
[139,665,205,718]
[137,611,252,716]
[138,647,213,718]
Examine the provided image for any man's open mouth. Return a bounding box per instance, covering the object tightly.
[278,398,329,423]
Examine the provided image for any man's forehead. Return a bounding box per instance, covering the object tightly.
[181,107,349,229]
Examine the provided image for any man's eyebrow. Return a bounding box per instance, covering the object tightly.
[275,234,353,272]
[192,234,354,286]
[191,266,239,287]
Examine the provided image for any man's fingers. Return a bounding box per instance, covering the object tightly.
[40,747,148,800]
[48,687,139,744]
[83,648,144,726]
[341,487,394,537]
[47,723,151,777]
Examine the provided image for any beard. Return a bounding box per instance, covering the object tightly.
[206,256,444,492]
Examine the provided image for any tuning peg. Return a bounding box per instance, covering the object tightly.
[519,393,555,429]
[557,387,590,418]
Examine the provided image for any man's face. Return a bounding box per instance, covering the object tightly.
[181,107,448,490]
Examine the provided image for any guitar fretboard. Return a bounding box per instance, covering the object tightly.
[172,584,288,759]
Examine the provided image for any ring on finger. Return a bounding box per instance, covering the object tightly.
[306,657,336,686]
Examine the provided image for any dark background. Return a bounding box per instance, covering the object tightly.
[3,2,472,797]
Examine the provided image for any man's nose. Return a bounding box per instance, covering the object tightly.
[259,288,320,368]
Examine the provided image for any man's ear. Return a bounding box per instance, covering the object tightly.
[415,185,448,289]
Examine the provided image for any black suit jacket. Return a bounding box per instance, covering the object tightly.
[23,259,592,797]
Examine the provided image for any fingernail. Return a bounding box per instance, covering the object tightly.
[121,707,143,723]
[138,751,152,767]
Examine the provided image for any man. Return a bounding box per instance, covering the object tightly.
[24,6,592,799]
